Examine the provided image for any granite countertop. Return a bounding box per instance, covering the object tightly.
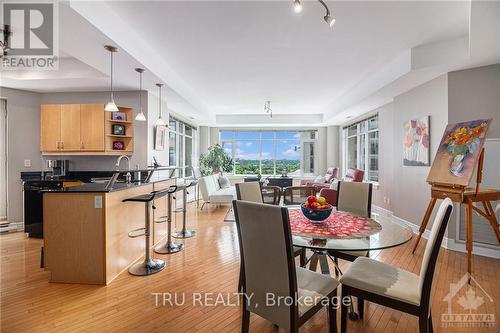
[42,178,177,193]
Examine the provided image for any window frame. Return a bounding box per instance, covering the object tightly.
[220,130,317,176]
[169,116,196,178]
[342,115,379,183]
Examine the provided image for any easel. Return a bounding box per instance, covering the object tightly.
[412,148,500,277]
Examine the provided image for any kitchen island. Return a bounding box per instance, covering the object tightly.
[43,173,177,285]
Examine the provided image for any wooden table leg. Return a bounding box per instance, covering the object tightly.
[465,199,473,278]
[413,197,437,253]
[484,201,500,244]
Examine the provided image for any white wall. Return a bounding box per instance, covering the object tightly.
[0,99,8,219]
[392,74,449,225]
[0,88,42,223]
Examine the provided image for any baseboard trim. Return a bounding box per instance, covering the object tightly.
[373,205,500,259]
[0,222,23,233]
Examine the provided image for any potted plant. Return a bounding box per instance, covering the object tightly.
[199,144,233,176]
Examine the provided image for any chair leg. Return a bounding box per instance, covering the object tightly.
[334,257,340,278]
[357,297,364,319]
[328,297,338,333]
[428,311,433,333]
[241,306,250,333]
[238,261,244,292]
[300,249,307,267]
[341,286,348,333]
[419,314,428,333]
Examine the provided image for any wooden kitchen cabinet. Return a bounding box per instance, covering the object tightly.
[40,104,62,151]
[41,103,128,155]
[80,104,105,151]
[60,104,81,151]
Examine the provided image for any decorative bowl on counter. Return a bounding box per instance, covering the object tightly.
[300,203,333,222]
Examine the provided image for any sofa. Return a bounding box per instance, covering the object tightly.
[300,167,339,190]
[198,174,236,209]
[319,168,365,206]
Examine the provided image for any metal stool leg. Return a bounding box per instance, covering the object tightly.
[155,192,183,254]
[129,202,166,276]
[173,186,196,239]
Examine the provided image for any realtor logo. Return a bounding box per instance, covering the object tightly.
[2,1,58,69]
[441,273,495,328]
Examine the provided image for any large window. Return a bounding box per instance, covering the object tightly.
[343,115,379,182]
[169,116,197,178]
[220,130,317,176]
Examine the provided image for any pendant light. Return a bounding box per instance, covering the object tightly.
[155,83,166,126]
[104,45,119,112]
[134,68,146,121]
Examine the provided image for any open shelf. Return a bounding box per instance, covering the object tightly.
[105,107,134,153]
[107,119,133,124]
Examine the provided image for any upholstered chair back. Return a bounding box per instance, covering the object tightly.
[344,168,365,182]
[336,181,373,217]
[418,198,453,302]
[325,167,339,182]
[235,182,263,203]
[233,201,297,329]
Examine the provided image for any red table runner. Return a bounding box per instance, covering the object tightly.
[289,209,382,239]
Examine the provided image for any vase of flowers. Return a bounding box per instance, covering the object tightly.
[443,122,487,176]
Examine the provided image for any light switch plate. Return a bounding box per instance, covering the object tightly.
[24,159,31,167]
[94,196,102,209]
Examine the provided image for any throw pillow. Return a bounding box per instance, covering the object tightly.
[218,175,231,189]
[329,179,339,190]
[314,175,326,183]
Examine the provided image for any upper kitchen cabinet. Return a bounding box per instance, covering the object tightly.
[80,104,105,151]
[40,104,62,151]
[60,104,82,151]
[40,104,133,155]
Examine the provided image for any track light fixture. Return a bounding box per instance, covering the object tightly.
[293,0,335,28]
[264,101,273,118]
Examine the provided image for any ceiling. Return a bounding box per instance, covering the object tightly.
[3,1,499,126]
[93,0,470,123]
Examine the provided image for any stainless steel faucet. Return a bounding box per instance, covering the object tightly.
[116,155,132,184]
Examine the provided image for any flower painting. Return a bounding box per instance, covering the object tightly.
[427,119,492,187]
[403,116,430,166]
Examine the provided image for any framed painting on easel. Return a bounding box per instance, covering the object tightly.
[414,118,499,278]
[427,119,492,187]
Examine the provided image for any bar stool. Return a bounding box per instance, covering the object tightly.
[154,185,183,254]
[123,189,170,276]
[173,180,198,239]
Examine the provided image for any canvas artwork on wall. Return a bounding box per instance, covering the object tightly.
[403,116,430,166]
[427,119,492,187]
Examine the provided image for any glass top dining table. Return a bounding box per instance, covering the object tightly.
[287,206,414,252]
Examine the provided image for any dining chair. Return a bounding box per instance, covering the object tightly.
[339,198,453,333]
[262,185,281,205]
[235,182,264,203]
[328,181,373,278]
[283,186,317,205]
[235,183,307,291]
[233,200,339,333]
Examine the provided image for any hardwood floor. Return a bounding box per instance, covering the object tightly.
[1,202,499,333]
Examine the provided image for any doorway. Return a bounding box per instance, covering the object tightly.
[0,98,7,221]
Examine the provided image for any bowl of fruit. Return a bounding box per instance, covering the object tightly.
[301,195,333,222]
